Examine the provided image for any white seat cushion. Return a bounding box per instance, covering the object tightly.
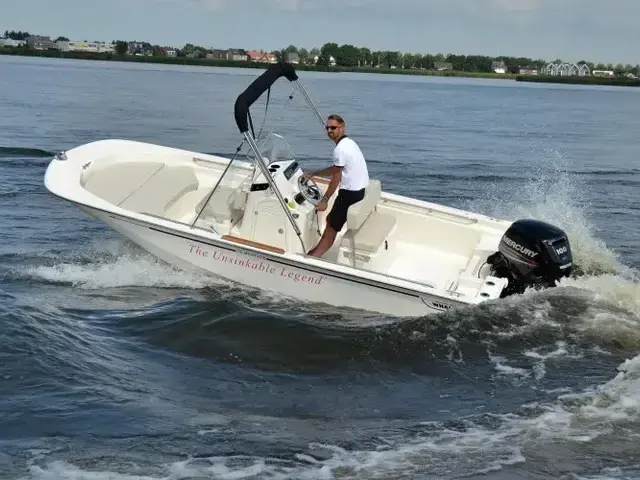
[341,211,396,254]
[83,162,163,205]
[345,179,381,231]
[119,165,199,217]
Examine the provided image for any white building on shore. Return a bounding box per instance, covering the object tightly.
[0,38,26,47]
[542,62,590,76]
[56,40,115,53]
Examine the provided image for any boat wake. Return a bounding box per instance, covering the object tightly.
[7,231,639,368]
[14,350,640,479]
[467,147,629,278]
[15,240,216,291]
[5,148,640,480]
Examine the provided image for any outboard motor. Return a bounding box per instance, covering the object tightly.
[487,219,573,297]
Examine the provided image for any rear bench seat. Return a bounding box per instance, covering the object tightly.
[339,179,396,262]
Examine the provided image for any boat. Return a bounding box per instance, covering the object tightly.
[43,62,574,317]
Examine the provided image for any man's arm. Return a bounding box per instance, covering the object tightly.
[322,166,342,202]
[307,143,345,205]
[305,165,340,179]
[305,166,341,199]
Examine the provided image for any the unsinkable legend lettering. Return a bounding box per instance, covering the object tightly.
[188,244,323,284]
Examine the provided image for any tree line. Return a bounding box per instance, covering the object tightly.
[281,43,639,75]
[4,30,31,40]
[4,30,638,75]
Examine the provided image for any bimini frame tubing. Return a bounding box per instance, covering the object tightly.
[233,62,327,253]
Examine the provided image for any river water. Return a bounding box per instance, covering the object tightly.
[1,55,639,479]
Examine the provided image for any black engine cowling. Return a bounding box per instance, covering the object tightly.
[487,219,573,297]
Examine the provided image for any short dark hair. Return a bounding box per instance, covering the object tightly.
[327,114,344,124]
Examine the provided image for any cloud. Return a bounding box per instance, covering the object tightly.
[489,0,542,11]
[186,0,224,9]
[142,0,224,10]
[145,0,545,12]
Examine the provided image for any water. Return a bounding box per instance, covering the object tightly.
[1,55,639,479]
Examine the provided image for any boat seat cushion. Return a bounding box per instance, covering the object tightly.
[345,179,382,231]
[341,211,396,254]
[82,161,164,206]
[118,165,199,217]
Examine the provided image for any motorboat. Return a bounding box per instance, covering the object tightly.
[43,62,573,317]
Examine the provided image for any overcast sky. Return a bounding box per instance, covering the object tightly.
[4,0,638,64]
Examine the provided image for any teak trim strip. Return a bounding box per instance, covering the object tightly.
[221,235,285,254]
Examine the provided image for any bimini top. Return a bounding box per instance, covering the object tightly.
[233,62,299,134]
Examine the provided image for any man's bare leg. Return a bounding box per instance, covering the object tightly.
[307,225,338,257]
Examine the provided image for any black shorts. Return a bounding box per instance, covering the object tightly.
[327,188,365,232]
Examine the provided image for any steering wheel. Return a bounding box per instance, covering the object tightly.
[297,174,323,206]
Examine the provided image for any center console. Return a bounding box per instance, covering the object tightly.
[234,159,323,252]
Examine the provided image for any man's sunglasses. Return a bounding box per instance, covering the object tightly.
[325,125,339,131]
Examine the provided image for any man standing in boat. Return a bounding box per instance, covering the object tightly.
[304,114,369,257]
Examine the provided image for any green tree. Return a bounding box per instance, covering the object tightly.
[298,47,309,63]
[358,47,372,66]
[402,53,417,69]
[181,43,207,58]
[382,51,400,68]
[114,41,128,55]
[318,42,339,66]
[336,44,360,67]
[371,51,383,67]
[152,45,165,56]
[5,30,31,40]
[417,54,428,69]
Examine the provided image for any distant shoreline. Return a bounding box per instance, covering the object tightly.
[3,48,639,88]
[0,47,515,79]
[516,74,640,87]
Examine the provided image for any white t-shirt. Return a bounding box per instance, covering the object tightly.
[332,136,369,191]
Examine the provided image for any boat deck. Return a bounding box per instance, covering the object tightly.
[385,242,470,291]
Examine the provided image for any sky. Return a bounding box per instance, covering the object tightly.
[4,0,639,65]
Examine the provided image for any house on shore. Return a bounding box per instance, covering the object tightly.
[56,40,115,53]
[206,48,248,61]
[247,50,277,63]
[542,62,590,76]
[433,62,453,71]
[26,35,55,50]
[0,38,26,47]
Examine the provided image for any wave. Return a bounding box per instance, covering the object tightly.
[13,266,640,378]
[7,240,218,291]
[467,148,633,278]
[6,233,640,355]
[0,181,22,197]
[574,168,640,177]
[15,352,640,479]
[0,146,55,158]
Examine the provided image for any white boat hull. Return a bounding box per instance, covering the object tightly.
[85,207,463,317]
[43,63,574,318]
